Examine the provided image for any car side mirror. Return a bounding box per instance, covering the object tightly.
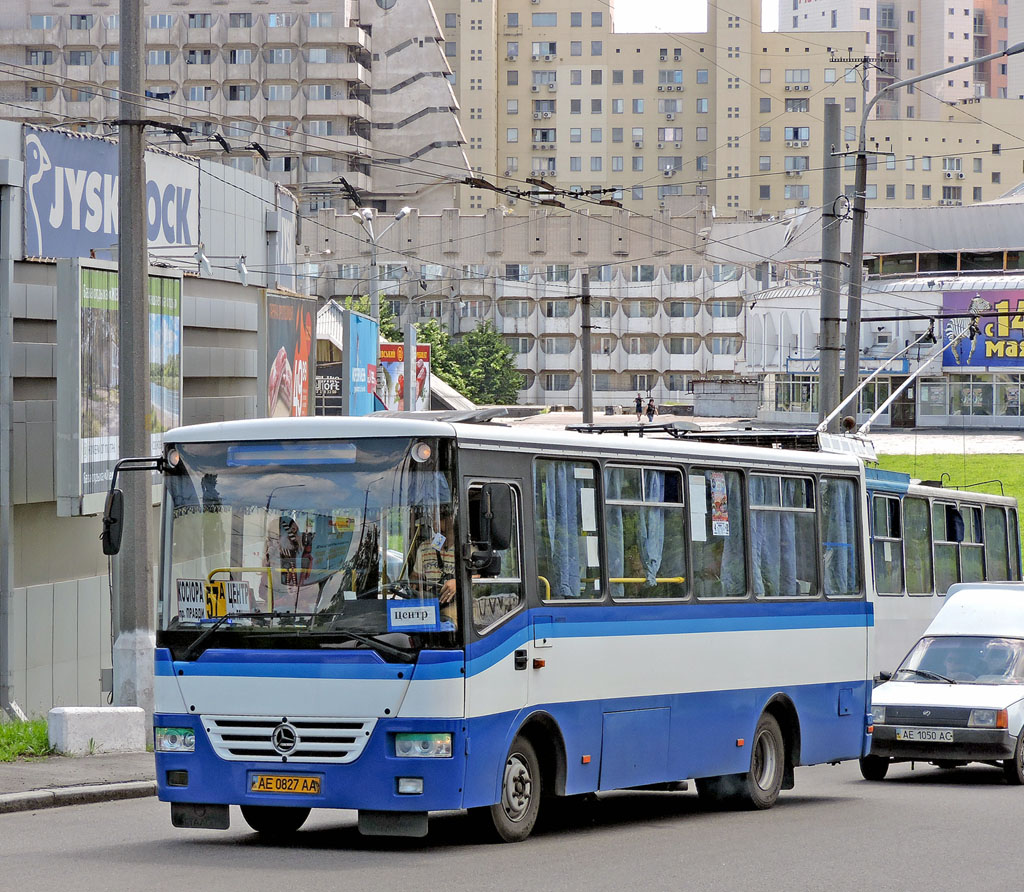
[876,669,892,683]
[101,488,124,556]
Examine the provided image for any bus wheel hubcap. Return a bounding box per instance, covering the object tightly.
[502,755,532,822]
[753,730,778,790]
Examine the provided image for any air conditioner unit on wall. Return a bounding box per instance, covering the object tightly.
[548,83,556,91]
[531,85,539,92]
[958,172,965,179]
[658,85,664,91]
[945,171,953,178]
[534,112,541,119]
[665,113,674,120]
[543,111,551,117]
[633,140,643,148]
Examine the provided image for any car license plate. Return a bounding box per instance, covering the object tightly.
[894,728,954,742]
[250,774,322,795]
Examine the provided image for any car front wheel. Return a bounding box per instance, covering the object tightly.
[859,754,890,781]
[1002,734,1024,785]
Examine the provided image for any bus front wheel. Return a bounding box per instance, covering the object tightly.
[481,735,542,842]
[240,804,310,835]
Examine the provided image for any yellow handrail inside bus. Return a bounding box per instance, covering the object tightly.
[538,575,551,600]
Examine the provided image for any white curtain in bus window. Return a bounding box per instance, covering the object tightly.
[985,506,1010,580]
[932,502,962,594]
[534,459,602,599]
[903,497,933,594]
[821,477,859,596]
[690,469,745,598]
[604,466,686,599]
[750,475,817,597]
[872,494,904,595]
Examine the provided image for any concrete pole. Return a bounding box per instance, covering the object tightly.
[404,323,417,412]
[819,102,842,430]
[580,272,593,424]
[842,62,870,401]
[114,0,154,714]
[368,232,380,321]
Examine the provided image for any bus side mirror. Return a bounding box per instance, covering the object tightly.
[470,483,513,575]
[101,489,124,556]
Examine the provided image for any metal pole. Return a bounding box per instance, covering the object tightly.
[819,102,842,429]
[368,232,379,321]
[580,272,593,424]
[114,0,154,713]
[404,323,417,412]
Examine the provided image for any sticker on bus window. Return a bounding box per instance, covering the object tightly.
[388,600,441,633]
[710,472,730,536]
[176,579,206,621]
[689,476,707,542]
[573,466,594,479]
[580,487,597,531]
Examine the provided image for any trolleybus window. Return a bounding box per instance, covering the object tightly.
[961,505,986,583]
[605,465,686,600]
[821,476,860,597]
[933,501,962,594]
[750,474,817,597]
[690,468,746,599]
[985,506,1011,580]
[534,459,603,600]
[872,494,904,595]
[904,496,933,594]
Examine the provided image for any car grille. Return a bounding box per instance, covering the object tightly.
[204,715,376,763]
[883,705,972,727]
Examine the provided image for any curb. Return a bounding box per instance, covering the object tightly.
[0,781,157,815]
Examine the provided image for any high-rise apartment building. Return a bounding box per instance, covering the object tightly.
[0,1,470,214]
[780,0,1011,117]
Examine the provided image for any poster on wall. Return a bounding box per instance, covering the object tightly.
[23,126,200,259]
[942,290,1024,369]
[314,361,345,414]
[264,292,317,417]
[376,344,431,411]
[56,260,182,515]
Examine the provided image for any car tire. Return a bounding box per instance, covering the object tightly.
[479,736,542,842]
[859,754,890,781]
[697,714,785,810]
[239,805,311,835]
[1002,734,1024,785]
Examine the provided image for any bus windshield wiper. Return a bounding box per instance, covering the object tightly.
[319,627,418,662]
[179,612,276,661]
[902,667,957,684]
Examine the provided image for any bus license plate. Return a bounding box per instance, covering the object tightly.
[895,728,954,742]
[250,774,322,795]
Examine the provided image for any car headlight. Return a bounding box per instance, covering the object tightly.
[968,708,1008,729]
[871,705,886,725]
[155,727,196,752]
[394,732,452,758]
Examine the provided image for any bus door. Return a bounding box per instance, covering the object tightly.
[462,475,529,721]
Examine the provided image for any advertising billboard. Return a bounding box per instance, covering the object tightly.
[263,292,317,417]
[943,290,1024,369]
[56,260,182,515]
[23,126,200,259]
[342,310,380,417]
[377,344,432,410]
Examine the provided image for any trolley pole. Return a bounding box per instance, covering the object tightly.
[114,0,154,714]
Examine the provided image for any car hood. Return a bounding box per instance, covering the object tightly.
[873,680,1024,710]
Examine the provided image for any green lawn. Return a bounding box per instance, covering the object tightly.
[0,718,53,762]
[875,453,1024,541]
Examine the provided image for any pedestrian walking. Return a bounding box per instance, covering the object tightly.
[634,393,643,422]
[646,398,657,423]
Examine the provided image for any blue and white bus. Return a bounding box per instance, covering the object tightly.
[139,415,877,841]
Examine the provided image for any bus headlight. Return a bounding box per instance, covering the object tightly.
[871,706,886,725]
[395,732,452,758]
[968,708,1008,729]
[155,727,196,752]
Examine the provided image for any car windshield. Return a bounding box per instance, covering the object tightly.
[159,437,457,655]
[894,635,1024,684]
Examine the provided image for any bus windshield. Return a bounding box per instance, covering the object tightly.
[160,436,457,654]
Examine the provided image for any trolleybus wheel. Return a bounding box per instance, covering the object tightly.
[484,735,541,842]
[240,805,311,835]
[858,754,890,781]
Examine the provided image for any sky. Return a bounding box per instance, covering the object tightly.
[613,0,779,35]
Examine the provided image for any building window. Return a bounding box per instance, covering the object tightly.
[759,126,771,141]
[229,13,253,26]
[309,12,333,27]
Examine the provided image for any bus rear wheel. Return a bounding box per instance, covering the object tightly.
[481,736,541,842]
[697,714,785,810]
[240,805,310,835]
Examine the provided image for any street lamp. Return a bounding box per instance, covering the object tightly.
[842,41,1024,400]
[352,206,413,321]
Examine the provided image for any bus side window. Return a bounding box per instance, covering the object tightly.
[750,474,817,597]
[533,459,603,600]
[469,483,523,632]
[903,497,933,594]
[690,468,746,599]
[985,506,1010,581]
[821,477,860,597]
[933,502,961,594]
[960,505,985,583]
[872,494,904,595]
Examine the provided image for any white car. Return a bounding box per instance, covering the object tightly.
[863,583,1024,783]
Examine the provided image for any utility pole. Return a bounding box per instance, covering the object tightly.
[115,0,154,712]
[818,102,842,430]
[404,323,417,412]
[580,272,593,424]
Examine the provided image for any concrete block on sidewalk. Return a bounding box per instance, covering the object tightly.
[48,707,147,756]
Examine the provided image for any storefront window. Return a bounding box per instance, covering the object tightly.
[995,375,1022,416]
[919,379,947,416]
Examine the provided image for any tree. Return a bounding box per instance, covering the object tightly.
[339,294,402,342]
[450,321,524,405]
[414,319,466,393]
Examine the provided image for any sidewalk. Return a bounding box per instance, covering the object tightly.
[0,752,156,815]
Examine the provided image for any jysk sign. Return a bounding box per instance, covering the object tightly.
[23,126,200,259]
[943,290,1024,369]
